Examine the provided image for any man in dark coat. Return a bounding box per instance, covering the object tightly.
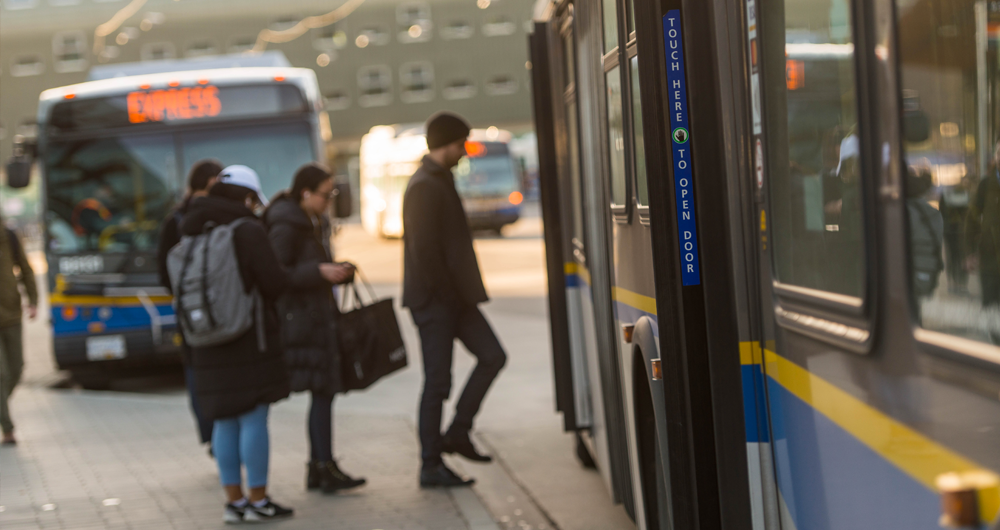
[156,159,221,448]
[403,112,507,488]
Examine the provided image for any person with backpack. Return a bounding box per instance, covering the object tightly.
[168,165,351,523]
[0,218,37,445]
[263,163,366,494]
[156,159,222,452]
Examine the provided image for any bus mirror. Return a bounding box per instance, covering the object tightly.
[5,156,32,189]
[333,181,353,218]
[903,110,930,144]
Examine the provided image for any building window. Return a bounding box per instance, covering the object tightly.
[400,62,434,103]
[443,79,476,100]
[358,65,392,107]
[441,20,473,39]
[315,24,348,50]
[270,16,299,32]
[11,55,44,77]
[325,90,350,111]
[357,27,390,47]
[484,74,517,95]
[397,2,432,43]
[3,0,38,10]
[483,15,517,37]
[141,42,176,61]
[229,37,256,53]
[186,41,216,57]
[53,31,87,73]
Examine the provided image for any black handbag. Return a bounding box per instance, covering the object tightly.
[337,269,408,391]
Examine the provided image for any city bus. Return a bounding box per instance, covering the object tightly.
[5,58,330,387]
[530,0,1000,527]
[359,124,523,238]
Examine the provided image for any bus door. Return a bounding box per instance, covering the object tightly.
[531,4,611,484]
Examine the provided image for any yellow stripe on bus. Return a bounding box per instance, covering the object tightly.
[611,286,657,316]
[49,294,173,306]
[563,262,592,287]
[762,348,999,522]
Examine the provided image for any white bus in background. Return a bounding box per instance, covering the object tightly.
[359,124,524,238]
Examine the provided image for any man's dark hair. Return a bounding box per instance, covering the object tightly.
[188,159,223,192]
[290,163,333,202]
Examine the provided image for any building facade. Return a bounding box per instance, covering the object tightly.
[0,0,536,171]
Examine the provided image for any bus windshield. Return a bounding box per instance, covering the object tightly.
[180,121,315,199]
[45,134,179,254]
[454,155,519,196]
[45,122,316,254]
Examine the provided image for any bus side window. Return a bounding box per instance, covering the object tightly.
[762,0,865,300]
[898,0,1000,347]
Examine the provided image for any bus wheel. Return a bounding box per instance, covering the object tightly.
[575,431,597,469]
[636,361,669,529]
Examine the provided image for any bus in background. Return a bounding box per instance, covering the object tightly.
[359,124,523,238]
[3,55,343,387]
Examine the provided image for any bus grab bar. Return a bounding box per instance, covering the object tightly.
[136,290,176,345]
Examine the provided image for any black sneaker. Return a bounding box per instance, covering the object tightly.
[420,463,475,488]
[243,498,294,522]
[223,502,246,524]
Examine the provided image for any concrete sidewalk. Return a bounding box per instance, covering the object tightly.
[0,387,495,530]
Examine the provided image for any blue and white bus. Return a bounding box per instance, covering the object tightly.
[6,57,328,386]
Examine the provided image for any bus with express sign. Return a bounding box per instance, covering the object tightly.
[5,56,333,386]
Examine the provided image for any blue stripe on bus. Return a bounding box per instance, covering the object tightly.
[565,273,582,288]
[741,364,769,443]
[51,303,175,337]
[767,375,940,529]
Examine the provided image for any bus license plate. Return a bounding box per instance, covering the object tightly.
[86,335,126,361]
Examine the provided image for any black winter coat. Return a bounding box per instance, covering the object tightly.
[263,195,343,395]
[157,196,192,293]
[402,156,488,310]
[178,195,291,421]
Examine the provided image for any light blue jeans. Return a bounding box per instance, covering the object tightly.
[212,404,270,488]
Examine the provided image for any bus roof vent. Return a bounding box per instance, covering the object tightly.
[87,51,291,81]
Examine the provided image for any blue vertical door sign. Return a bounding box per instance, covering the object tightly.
[663,10,701,286]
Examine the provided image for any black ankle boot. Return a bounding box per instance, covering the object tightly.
[312,460,366,493]
[307,461,322,490]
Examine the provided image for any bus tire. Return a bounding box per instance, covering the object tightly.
[575,431,597,469]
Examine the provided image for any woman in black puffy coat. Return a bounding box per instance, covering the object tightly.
[264,163,367,493]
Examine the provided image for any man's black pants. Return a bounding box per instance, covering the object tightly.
[411,301,506,467]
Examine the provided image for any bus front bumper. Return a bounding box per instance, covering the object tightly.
[53,328,182,372]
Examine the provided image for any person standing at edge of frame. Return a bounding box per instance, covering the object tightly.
[0,217,38,446]
[402,112,508,488]
[157,159,222,454]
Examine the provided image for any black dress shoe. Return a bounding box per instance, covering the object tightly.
[442,431,493,463]
[307,461,367,493]
[420,463,475,488]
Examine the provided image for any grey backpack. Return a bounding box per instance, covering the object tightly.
[166,217,266,351]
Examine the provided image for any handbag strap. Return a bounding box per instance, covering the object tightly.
[354,266,377,301]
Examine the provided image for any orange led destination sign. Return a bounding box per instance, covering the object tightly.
[127,85,222,124]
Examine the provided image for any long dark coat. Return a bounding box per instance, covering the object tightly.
[177,195,291,421]
[401,155,489,310]
[263,195,343,395]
